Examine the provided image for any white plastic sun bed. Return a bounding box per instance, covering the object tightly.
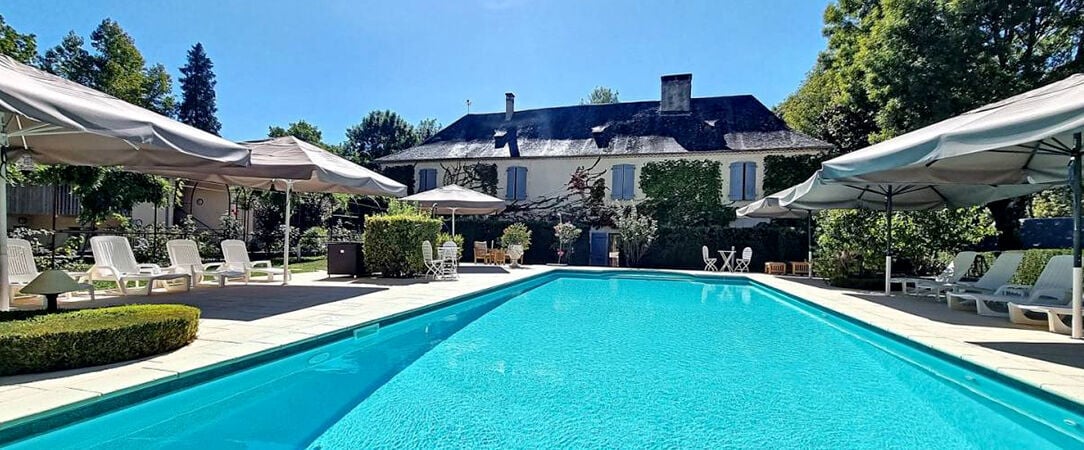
[946,255,1072,318]
[945,251,1025,311]
[891,251,977,300]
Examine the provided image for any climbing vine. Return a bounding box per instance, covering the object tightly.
[380,164,416,195]
[440,162,498,195]
[762,153,825,195]
[640,159,732,226]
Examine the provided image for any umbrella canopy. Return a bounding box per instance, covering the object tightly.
[0,55,249,167]
[735,186,809,219]
[141,136,406,196]
[401,184,506,215]
[820,73,1084,185]
[136,136,407,285]
[401,184,506,235]
[0,55,250,311]
[781,171,1053,211]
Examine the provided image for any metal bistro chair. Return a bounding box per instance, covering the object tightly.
[702,246,718,272]
[734,247,753,273]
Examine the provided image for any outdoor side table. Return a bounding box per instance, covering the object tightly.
[717,250,736,272]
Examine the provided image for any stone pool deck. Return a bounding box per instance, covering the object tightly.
[2,266,1084,431]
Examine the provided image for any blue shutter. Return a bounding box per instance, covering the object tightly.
[418,169,434,191]
[611,165,623,200]
[427,169,437,191]
[505,167,516,200]
[743,162,757,200]
[622,164,635,200]
[515,167,528,200]
[728,162,743,201]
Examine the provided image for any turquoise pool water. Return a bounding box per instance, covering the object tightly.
[6,271,1084,448]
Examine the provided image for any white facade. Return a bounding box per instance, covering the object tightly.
[397,150,812,226]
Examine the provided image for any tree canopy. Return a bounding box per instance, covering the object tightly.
[415,118,442,142]
[268,120,325,146]
[0,14,36,64]
[343,110,420,164]
[178,43,221,135]
[776,0,1084,247]
[582,86,619,104]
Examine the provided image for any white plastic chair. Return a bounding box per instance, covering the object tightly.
[947,255,1072,317]
[89,236,190,296]
[221,239,286,282]
[167,239,241,287]
[734,247,753,272]
[439,241,459,279]
[702,246,718,271]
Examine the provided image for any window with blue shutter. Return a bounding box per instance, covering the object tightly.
[611,164,635,200]
[418,168,437,192]
[506,166,528,200]
[728,163,744,201]
[728,161,758,201]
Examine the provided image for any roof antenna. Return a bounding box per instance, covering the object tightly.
[466,99,472,114]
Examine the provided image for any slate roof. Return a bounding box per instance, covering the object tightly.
[377,95,832,163]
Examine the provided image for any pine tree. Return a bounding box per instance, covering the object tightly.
[178,43,222,134]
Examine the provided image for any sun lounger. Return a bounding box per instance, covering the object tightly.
[89,236,190,296]
[166,239,245,287]
[7,238,94,302]
[221,239,286,282]
[892,251,977,300]
[945,251,1024,311]
[946,255,1072,317]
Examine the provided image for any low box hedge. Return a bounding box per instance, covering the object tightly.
[0,304,200,376]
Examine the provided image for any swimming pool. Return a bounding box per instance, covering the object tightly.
[5,270,1083,448]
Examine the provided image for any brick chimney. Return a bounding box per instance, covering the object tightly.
[505,92,515,121]
[660,74,692,114]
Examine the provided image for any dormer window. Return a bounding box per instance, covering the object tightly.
[591,125,611,149]
[493,129,507,148]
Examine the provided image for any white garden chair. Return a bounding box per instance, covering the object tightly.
[422,240,449,280]
[221,239,286,282]
[440,241,459,280]
[734,247,753,272]
[167,239,243,288]
[702,246,718,271]
[89,236,190,296]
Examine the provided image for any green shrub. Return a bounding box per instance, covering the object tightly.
[299,226,329,256]
[1009,249,1072,285]
[364,214,441,277]
[436,232,465,250]
[500,223,533,251]
[0,305,199,376]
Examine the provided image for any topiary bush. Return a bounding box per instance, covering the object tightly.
[0,305,200,376]
[363,201,442,277]
[299,226,329,256]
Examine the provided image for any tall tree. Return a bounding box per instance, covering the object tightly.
[343,110,419,164]
[582,86,619,104]
[177,43,222,134]
[415,118,442,142]
[39,32,95,86]
[0,14,37,63]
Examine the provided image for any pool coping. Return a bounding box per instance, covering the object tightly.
[3,266,1084,444]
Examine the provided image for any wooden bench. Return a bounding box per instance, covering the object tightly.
[790,261,811,276]
[764,262,786,275]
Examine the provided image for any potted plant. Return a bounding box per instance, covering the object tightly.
[500,223,532,268]
[553,222,582,265]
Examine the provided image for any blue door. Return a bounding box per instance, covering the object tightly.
[589,232,609,266]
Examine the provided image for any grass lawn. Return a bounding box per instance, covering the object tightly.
[270,256,327,273]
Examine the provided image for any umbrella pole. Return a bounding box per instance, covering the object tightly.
[0,140,9,312]
[451,208,456,236]
[807,213,813,279]
[1072,133,1083,339]
[282,181,293,286]
[884,189,894,296]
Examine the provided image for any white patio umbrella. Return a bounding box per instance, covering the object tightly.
[401,184,506,235]
[818,73,1084,337]
[0,55,250,310]
[136,136,407,284]
[781,171,1052,295]
[736,186,814,278]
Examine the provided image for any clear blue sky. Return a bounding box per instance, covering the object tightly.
[4,0,832,143]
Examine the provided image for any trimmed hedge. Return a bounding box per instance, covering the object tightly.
[0,305,200,376]
[638,224,807,270]
[363,214,442,277]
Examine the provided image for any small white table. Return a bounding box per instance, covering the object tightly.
[717,250,736,272]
